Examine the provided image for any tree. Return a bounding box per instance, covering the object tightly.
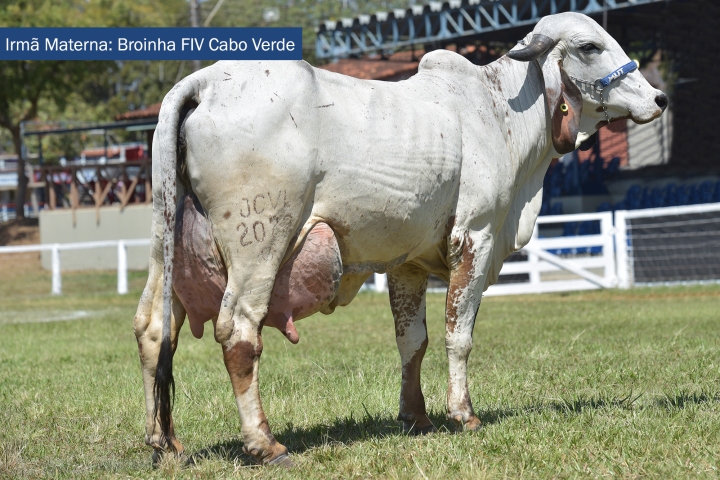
[0,60,107,217]
[0,0,186,218]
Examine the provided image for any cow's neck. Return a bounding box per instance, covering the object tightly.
[479,57,554,183]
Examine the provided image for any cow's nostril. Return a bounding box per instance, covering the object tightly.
[655,93,668,111]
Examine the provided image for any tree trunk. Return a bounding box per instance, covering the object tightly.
[11,126,28,220]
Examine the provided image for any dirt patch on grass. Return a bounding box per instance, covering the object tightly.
[0,218,39,246]
[1,219,42,276]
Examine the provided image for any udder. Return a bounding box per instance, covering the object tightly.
[173,194,342,343]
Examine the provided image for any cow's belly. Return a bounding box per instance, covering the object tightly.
[312,195,454,275]
[311,156,460,274]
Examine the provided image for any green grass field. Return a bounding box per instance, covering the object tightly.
[1,268,719,478]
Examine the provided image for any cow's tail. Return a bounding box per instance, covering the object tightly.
[152,74,201,449]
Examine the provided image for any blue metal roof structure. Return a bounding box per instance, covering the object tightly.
[316,0,671,59]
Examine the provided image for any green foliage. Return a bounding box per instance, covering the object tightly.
[0,0,419,159]
[1,271,719,477]
[199,0,413,65]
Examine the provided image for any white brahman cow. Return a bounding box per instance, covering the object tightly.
[133,12,667,466]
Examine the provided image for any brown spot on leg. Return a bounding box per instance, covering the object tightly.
[223,210,231,219]
[223,340,261,396]
[388,263,434,435]
[446,232,476,333]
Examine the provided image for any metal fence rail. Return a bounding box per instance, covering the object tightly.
[615,203,720,288]
[3,202,719,296]
[0,239,150,295]
[485,211,616,296]
[316,0,670,59]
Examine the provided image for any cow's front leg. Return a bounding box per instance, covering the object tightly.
[388,264,435,435]
[445,230,492,431]
[218,287,292,467]
[134,257,187,459]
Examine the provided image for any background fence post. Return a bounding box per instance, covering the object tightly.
[117,240,128,295]
[614,210,630,289]
[528,224,541,286]
[601,212,617,286]
[51,244,62,295]
[374,273,387,292]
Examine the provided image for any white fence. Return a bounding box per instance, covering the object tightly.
[0,239,150,295]
[2,203,719,296]
[485,211,616,296]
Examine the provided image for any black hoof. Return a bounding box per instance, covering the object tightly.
[267,453,295,467]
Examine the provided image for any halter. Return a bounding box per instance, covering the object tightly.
[567,61,638,125]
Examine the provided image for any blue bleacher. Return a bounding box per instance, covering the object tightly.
[539,157,719,252]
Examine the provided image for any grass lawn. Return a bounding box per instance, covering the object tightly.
[0,266,719,478]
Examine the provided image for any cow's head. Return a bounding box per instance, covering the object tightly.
[507,12,667,154]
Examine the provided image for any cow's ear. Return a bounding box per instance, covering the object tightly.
[540,59,583,155]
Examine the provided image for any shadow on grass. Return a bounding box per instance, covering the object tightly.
[655,390,720,409]
[189,412,452,466]
[479,390,647,425]
[188,390,719,466]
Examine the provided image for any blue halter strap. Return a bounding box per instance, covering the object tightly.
[598,61,638,88]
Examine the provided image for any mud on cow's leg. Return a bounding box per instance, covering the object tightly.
[445,230,492,432]
[133,254,187,459]
[388,263,435,435]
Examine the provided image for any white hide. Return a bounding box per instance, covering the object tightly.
[144,12,667,456]
[157,13,663,315]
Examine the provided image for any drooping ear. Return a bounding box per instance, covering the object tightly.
[544,60,583,155]
[509,34,584,154]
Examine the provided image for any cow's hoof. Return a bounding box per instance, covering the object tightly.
[449,413,482,432]
[267,453,295,467]
[401,419,437,436]
[399,413,436,435]
[464,415,482,431]
[151,447,187,469]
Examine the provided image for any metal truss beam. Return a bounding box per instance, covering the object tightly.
[316,0,670,59]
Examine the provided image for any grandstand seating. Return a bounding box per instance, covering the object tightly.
[539,152,720,250]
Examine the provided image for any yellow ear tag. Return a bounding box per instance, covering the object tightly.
[560,103,569,113]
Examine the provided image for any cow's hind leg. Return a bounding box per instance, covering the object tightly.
[209,202,308,466]
[134,252,187,460]
[217,273,294,466]
[388,264,435,435]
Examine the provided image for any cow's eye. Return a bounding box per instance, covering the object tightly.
[580,43,600,53]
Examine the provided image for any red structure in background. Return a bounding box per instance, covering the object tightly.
[579,121,629,167]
